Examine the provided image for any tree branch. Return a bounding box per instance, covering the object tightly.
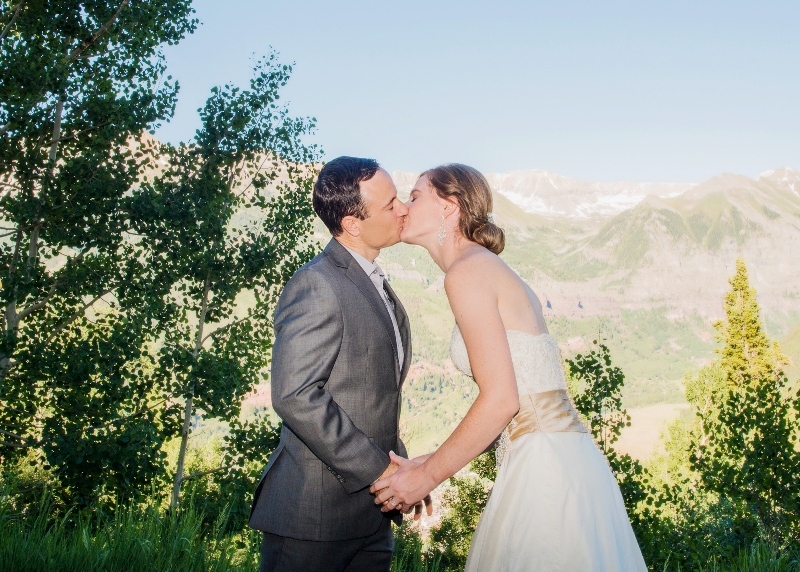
[0,427,32,444]
[162,341,194,357]
[193,273,212,359]
[65,0,131,63]
[171,273,212,510]
[0,403,28,417]
[3,229,23,340]
[0,440,25,448]
[4,482,45,496]
[200,313,255,345]
[7,227,21,276]
[81,399,167,434]
[42,120,112,149]
[0,1,24,42]
[48,99,65,165]
[0,181,23,196]
[76,50,109,60]
[235,152,274,199]
[180,464,233,483]
[24,222,40,283]
[17,279,59,321]
[13,240,86,326]
[42,287,114,346]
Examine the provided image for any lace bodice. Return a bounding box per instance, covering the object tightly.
[449,325,568,395]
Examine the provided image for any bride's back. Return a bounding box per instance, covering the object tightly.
[448,247,566,397]
[450,247,549,338]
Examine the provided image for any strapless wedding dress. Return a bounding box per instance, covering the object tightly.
[451,326,647,572]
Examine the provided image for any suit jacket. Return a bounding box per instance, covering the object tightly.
[248,238,412,541]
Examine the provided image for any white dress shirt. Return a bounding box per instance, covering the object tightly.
[341,243,404,368]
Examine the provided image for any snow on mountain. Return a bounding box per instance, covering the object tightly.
[757,167,800,197]
[391,167,800,219]
[390,169,693,219]
[485,170,693,218]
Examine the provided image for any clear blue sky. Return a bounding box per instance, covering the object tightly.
[155,0,800,183]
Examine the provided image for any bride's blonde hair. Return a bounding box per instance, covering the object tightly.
[422,163,505,255]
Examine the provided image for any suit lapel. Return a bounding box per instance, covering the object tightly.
[384,281,412,383]
[324,239,407,384]
[345,264,401,365]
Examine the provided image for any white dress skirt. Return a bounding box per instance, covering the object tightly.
[466,431,647,571]
[450,326,648,572]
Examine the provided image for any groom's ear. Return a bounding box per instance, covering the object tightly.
[341,215,362,238]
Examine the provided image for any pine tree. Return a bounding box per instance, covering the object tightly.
[692,257,800,549]
[714,257,787,390]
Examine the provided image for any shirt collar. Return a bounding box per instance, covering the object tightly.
[339,241,379,277]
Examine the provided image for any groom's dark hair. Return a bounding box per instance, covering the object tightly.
[313,156,381,236]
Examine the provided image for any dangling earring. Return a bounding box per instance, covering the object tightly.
[437,214,446,245]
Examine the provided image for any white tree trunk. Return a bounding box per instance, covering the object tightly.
[170,274,212,510]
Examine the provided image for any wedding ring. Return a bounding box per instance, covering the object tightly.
[389,499,397,507]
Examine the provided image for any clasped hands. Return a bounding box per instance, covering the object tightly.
[369,451,435,520]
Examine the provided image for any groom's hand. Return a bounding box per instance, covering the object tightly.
[375,459,400,484]
[372,452,437,514]
[370,451,411,512]
[371,450,401,499]
[370,451,412,494]
[401,494,434,520]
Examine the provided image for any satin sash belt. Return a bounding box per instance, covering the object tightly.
[507,389,588,442]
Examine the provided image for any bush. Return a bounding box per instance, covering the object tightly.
[427,451,495,569]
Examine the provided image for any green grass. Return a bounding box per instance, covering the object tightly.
[391,529,800,572]
[0,494,257,572]
[391,521,800,572]
[659,542,800,572]
[2,490,796,572]
[391,526,446,571]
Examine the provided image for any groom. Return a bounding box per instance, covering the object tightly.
[249,157,418,571]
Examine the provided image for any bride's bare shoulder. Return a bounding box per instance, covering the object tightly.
[444,248,506,292]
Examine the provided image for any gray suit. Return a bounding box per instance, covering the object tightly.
[249,238,412,545]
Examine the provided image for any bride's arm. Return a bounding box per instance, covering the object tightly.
[372,255,519,508]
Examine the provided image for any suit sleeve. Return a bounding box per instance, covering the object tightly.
[270,268,390,493]
[397,437,408,459]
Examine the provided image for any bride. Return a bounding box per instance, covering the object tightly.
[371,164,647,571]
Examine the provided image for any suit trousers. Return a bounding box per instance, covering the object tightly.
[260,517,394,572]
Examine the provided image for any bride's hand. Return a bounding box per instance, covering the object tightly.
[411,453,433,465]
[370,452,436,515]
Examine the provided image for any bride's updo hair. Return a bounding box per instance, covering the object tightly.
[423,163,505,254]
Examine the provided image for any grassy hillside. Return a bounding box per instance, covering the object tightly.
[547,309,712,405]
[386,273,714,455]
